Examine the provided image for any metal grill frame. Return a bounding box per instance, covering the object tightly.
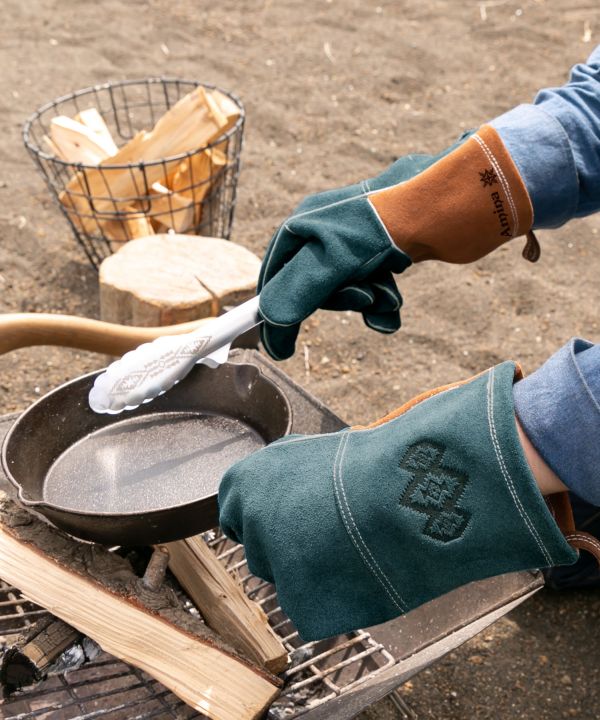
[0,539,396,720]
[208,531,396,717]
[0,352,546,719]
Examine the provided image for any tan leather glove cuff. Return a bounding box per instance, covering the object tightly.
[370,124,536,264]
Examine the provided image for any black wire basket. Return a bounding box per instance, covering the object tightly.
[23,78,245,269]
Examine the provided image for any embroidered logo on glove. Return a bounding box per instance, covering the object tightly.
[399,442,471,542]
[479,167,498,187]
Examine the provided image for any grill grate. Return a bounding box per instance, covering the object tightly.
[0,656,200,720]
[207,532,395,718]
[0,535,395,719]
[0,581,49,637]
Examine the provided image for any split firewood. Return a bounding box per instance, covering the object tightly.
[0,493,280,720]
[211,88,243,133]
[99,234,260,326]
[169,147,228,224]
[147,182,195,233]
[61,189,155,243]
[98,205,155,243]
[59,87,240,235]
[49,116,115,164]
[42,134,65,160]
[0,616,81,696]
[59,187,93,235]
[167,536,288,674]
[74,108,119,155]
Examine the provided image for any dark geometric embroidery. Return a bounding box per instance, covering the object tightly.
[399,442,470,542]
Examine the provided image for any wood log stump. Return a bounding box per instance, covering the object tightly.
[99,234,260,326]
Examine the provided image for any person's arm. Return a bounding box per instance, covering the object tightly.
[485,50,600,506]
[517,418,568,496]
[514,339,600,506]
[258,46,600,360]
[491,45,600,227]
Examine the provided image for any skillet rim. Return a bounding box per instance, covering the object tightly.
[1,362,292,520]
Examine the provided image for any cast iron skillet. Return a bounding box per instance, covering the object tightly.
[2,362,291,546]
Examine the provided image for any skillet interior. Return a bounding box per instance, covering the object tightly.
[2,361,291,545]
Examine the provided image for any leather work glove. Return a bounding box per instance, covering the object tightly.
[258,125,537,360]
[219,362,578,641]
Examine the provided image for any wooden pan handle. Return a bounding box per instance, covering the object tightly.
[0,313,214,357]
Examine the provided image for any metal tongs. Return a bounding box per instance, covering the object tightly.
[89,296,262,414]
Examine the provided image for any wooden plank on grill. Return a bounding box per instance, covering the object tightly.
[167,535,288,674]
[0,494,280,720]
[99,234,260,327]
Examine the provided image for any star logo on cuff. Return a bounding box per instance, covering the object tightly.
[479,167,499,187]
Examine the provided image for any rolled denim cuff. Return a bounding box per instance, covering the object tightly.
[588,45,600,64]
[513,339,600,506]
[490,105,579,228]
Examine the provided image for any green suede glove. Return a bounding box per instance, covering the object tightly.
[257,135,470,360]
[219,362,577,640]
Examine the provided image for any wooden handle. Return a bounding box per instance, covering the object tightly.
[0,313,213,357]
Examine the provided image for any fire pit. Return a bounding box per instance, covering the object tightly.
[0,350,544,719]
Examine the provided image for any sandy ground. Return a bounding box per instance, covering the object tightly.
[1,0,600,717]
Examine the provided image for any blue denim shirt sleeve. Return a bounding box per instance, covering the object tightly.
[490,45,600,228]
[513,340,600,506]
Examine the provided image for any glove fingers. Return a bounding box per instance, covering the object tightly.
[258,222,306,291]
[259,243,349,326]
[363,308,401,334]
[260,321,301,361]
[260,279,398,358]
[368,271,403,314]
[219,463,276,583]
[324,271,401,314]
[323,282,375,312]
[260,242,336,359]
[362,273,402,332]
